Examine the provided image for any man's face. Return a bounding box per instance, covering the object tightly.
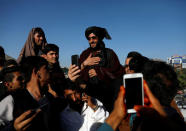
[34,33,44,46]
[64,89,77,102]
[44,51,59,65]
[6,72,24,92]
[37,65,50,88]
[124,57,134,74]
[88,33,99,48]
[64,89,83,110]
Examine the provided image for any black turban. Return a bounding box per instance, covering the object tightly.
[85,26,112,40]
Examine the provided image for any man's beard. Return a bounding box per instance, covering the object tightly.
[69,100,84,113]
[89,41,105,51]
[90,42,99,51]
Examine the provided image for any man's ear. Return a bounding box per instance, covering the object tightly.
[34,68,41,79]
[33,68,37,75]
[37,72,41,79]
[32,68,40,79]
[41,54,47,59]
[4,82,11,88]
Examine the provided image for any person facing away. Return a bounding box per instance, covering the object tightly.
[79,26,124,112]
[132,60,186,131]
[124,51,149,74]
[17,27,47,63]
[123,52,184,128]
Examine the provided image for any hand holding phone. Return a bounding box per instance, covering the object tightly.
[14,109,40,131]
[123,73,144,113]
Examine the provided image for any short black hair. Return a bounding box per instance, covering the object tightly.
[42,44,59,54]
[126,51,149,73]
[127,51,142,59]
[1,66,20,83]
[129,55,149,73]
[63,80,76,91]
[62,79,83,95]
[0,46,5,66]
[4,59,18,68]
[20,56,48,83]
[142,60,180,106]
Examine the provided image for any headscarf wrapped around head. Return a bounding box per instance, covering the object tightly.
[85,26,112,40]
[17,27,47,63]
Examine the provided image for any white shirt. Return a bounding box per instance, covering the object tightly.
[60,98,109,131]
[0,95,14,126]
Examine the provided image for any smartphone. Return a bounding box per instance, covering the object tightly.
[26,103,48,119]
[32,103,49,112]
[82,92,85,97]
[71,55,79,66]
[123,73,144,113]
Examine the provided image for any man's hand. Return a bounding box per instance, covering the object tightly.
[14,109,41,131]
[88,69,97,78]
[81,93,99,112]
[81,93,89,102]
[134,80,167,117]
[105,85,127,130]
[68,64,81,82]
[82,53,101,68]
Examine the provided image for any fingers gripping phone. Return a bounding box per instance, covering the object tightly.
[71,55,79,66]
[123,73,144,113]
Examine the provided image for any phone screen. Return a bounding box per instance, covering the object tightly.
[125,77,143,111]
[71,55,79,66]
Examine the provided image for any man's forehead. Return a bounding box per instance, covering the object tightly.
[34,32,43,37]
[64,89,76,97]
[47,50,58,54]
[88,33,97,37]
[13,71,21,75]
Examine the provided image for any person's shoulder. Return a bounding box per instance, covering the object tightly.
[104,48,118,57]
[97,122,114,131]
[80,48,91,55]
[105,48,115,53]
[0,95,14,113]
[0,95,14,104]
[11,89,27,96]
[0,95,14,123]
[10,89,30,101]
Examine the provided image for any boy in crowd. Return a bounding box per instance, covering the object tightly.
[41,43,66,97]
[0,66,24,100]
[0,56,63,131]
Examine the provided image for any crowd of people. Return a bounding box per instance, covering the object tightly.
[0,26,185,131]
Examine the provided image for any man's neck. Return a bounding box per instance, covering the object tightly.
[26,81,43,101]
